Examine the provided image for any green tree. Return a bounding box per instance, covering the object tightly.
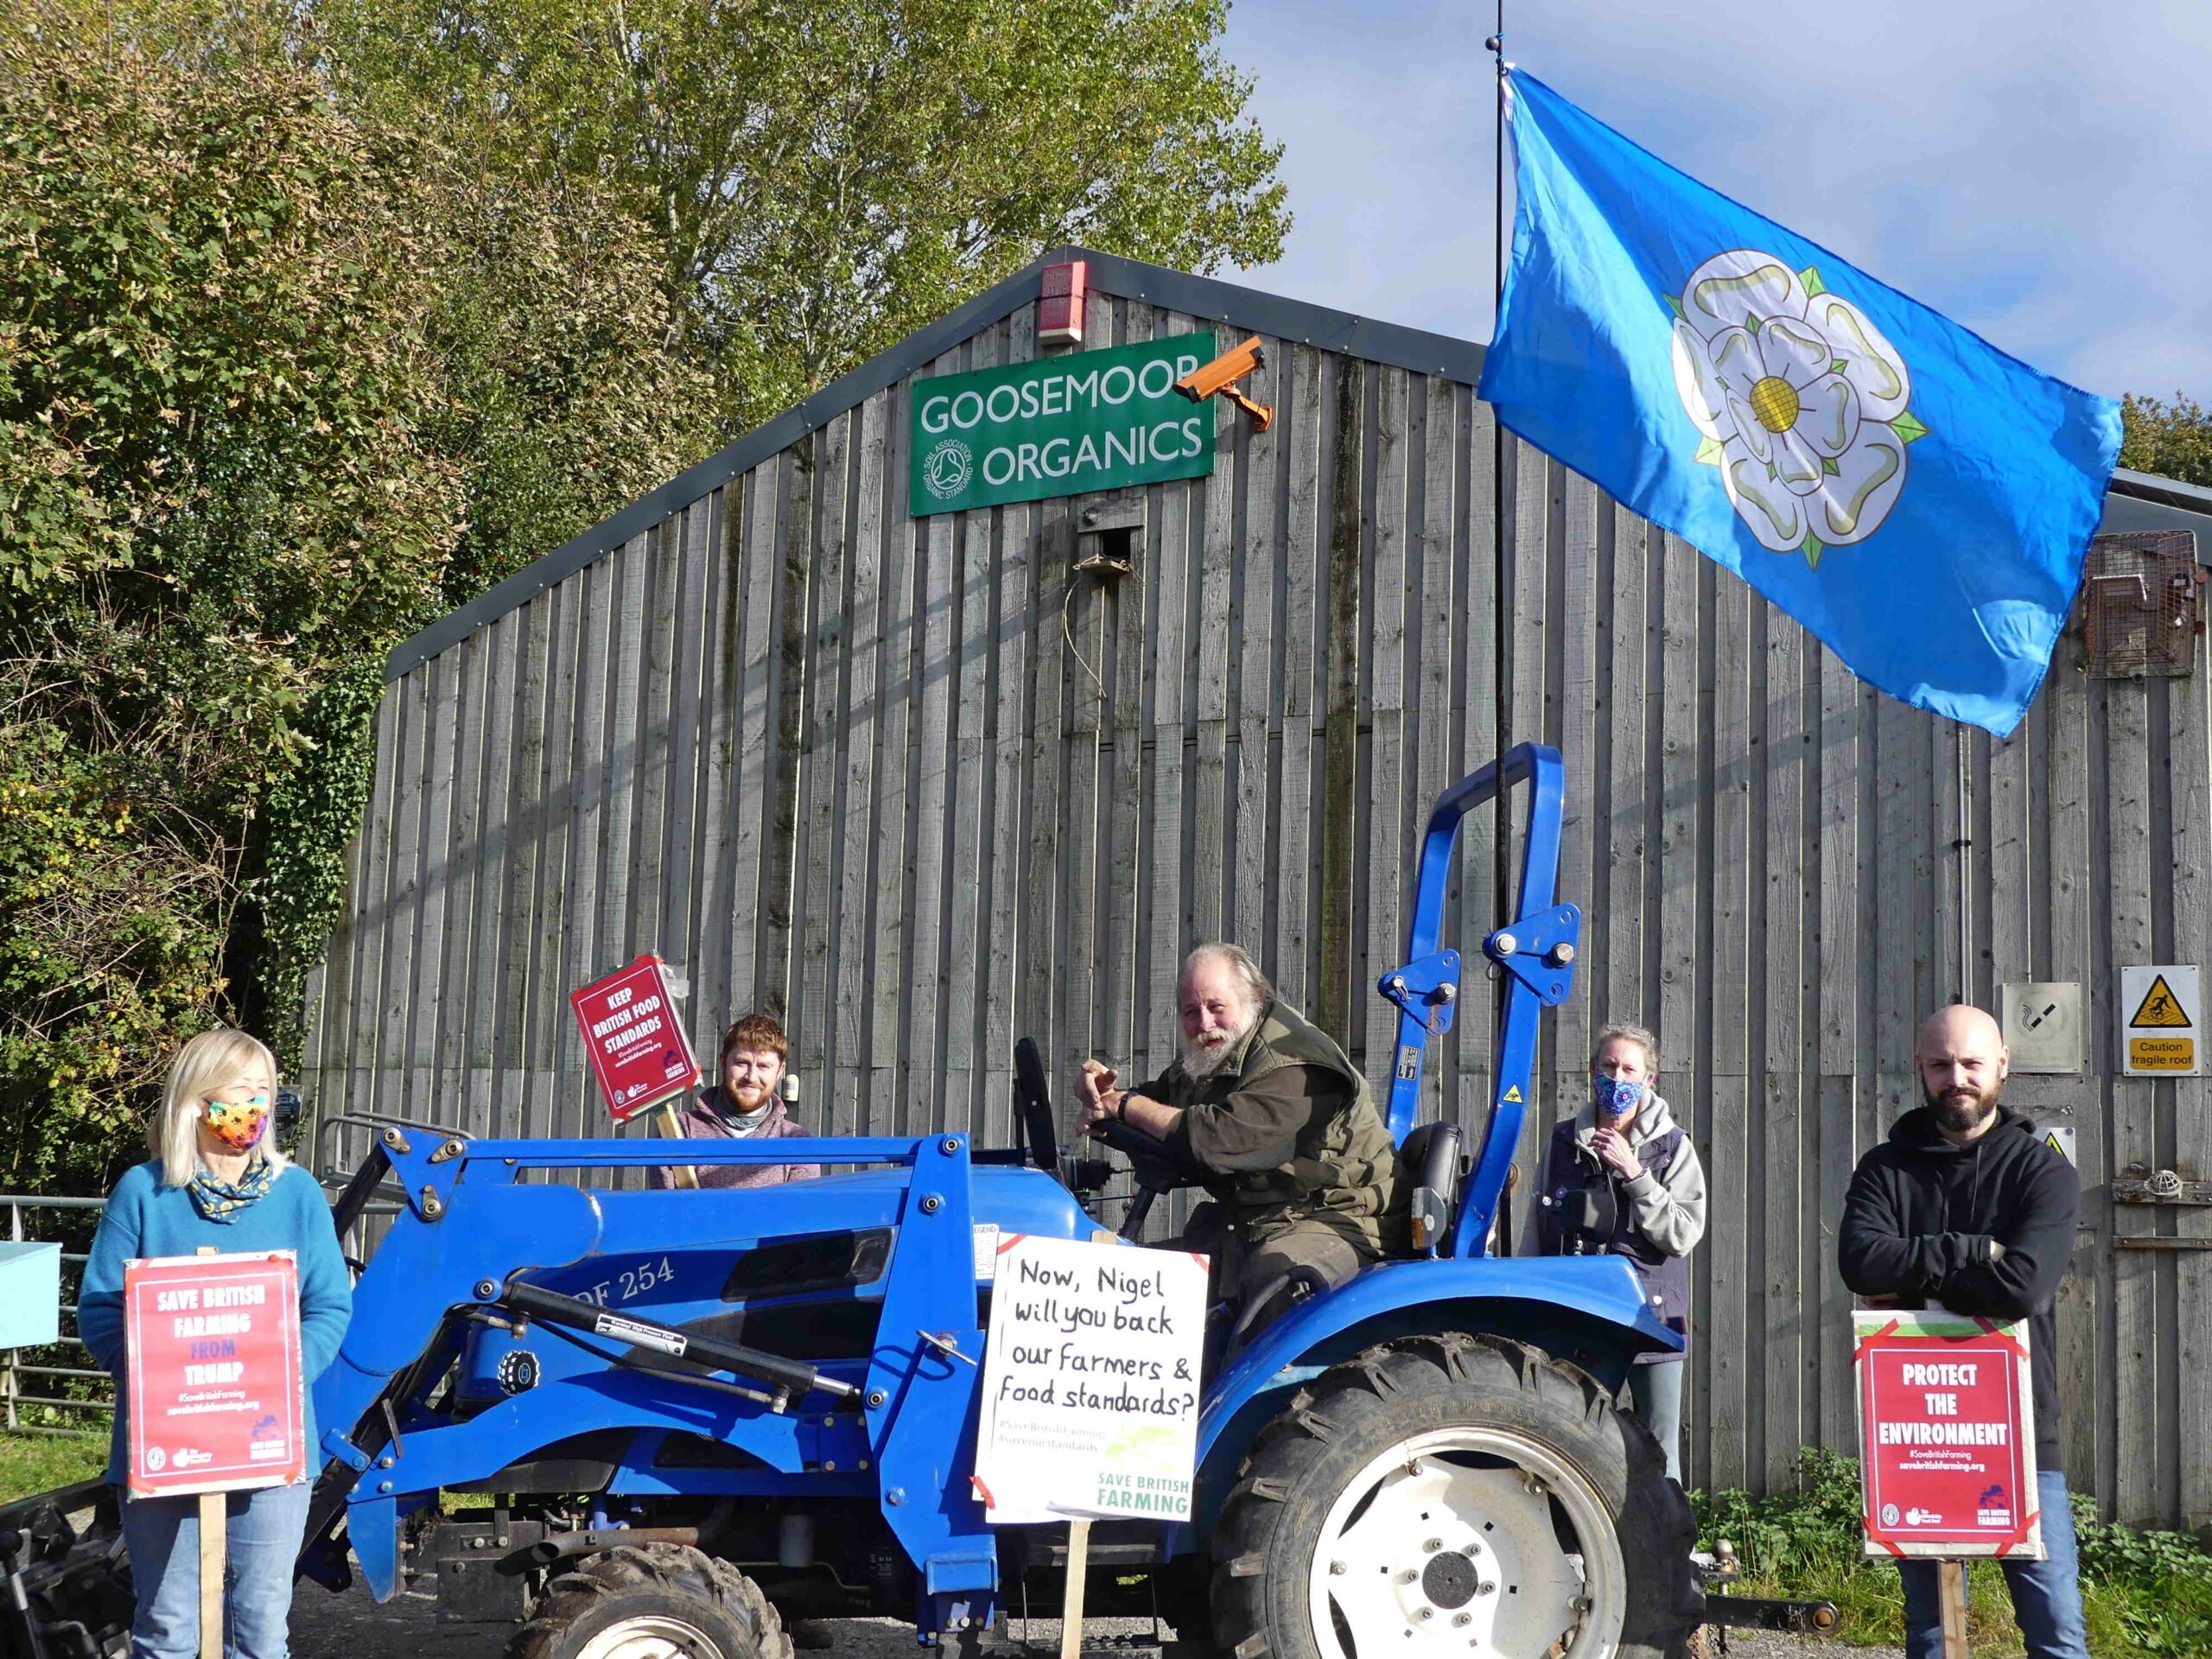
[2121,392,2212,490]
[0,29,461,1189]
[315,0,1291,432]
[0,18,712,1188]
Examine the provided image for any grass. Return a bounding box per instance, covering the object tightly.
[0,1430,108,1504]
[1696,1448,2212,1657]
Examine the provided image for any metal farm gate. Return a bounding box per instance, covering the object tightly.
[302,249,2212,1522]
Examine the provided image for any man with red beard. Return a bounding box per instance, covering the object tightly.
[652,1014,822,1192]
[1840,1004,2086,1659]
[1077,943,1405,1350]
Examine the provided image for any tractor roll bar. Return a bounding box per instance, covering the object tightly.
[1376,743,1580,1261]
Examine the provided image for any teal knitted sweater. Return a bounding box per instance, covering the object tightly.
[79,1160,353,1487]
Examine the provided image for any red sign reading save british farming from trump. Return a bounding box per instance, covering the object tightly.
[1854,1308,2043,1559]
[124,1252,303,1497]
[569,956,701,1122]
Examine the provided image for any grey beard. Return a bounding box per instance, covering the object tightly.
[1181,1016,1256,1080]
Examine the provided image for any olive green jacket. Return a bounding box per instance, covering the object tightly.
[1139,1000,1407,1253]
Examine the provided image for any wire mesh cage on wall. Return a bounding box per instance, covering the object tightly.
[2083,530,2203,679]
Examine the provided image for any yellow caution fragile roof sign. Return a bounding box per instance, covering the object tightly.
[2120,965,2201,1076]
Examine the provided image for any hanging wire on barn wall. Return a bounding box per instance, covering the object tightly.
[2083,530,2205,679]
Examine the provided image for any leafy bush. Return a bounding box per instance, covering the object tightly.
[1694,1451,2212,1656]
[2071,1492,2212,1656]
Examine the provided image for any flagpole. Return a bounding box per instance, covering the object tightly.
[1488,16,1506,789]
[1485,10,1513,1235]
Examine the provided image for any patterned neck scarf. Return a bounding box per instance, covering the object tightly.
[188,1154,276,1223]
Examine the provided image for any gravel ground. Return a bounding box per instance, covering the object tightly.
[285,1574,1894,1659]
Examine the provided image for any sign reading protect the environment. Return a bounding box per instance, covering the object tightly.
[910,333,1216,516]
[1854,1308,2041,1559]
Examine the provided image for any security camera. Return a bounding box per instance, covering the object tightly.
[1174,335,1274,432]
[1175,336,1266,403]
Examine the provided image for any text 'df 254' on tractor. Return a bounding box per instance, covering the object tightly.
[2,746,1828,1659]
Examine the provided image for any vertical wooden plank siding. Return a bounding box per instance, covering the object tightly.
[796,413,851,1108]
[2106,677,2157,1521]
[1361,370,1410,1090]
[1275,347,1325,1014]
[1097,300,1149,1081]
[1761,607,1808,1484]
[2171,640,2212,1529]
[314,296,2203,1523]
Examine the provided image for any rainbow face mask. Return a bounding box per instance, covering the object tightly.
[203,1094,270,1152]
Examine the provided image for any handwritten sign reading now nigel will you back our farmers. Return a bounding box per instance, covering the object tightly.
[972,1234,1208,1526]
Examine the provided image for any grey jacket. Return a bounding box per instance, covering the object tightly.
[1529,1092,1707,1357]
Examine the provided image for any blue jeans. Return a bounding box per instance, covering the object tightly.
[119,1481,312,1659]
[1626,1358,1684,1484]
[1899,1470,2088,1659]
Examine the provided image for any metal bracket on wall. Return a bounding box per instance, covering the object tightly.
[1074,490,1145,577]
[2114,1167,2212,1206]
[2114,1238,2212,1251]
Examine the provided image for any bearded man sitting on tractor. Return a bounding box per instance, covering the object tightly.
[1077,943,1407,1352]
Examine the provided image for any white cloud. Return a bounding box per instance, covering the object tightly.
[1224,0,2212,400]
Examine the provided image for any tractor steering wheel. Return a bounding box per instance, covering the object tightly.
[1011,1037,1064,1184]
[1086,1112,1206,1240]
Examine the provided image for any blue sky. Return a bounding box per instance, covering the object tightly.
[1221,0,2212,404]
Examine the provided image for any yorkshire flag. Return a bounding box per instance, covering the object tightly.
[1477,71,2121,736]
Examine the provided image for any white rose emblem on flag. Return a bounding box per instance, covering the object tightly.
[1669,251,1929,567]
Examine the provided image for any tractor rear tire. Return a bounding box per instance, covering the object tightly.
[510,1542,793,1659]
[1211,1334,1701,1659]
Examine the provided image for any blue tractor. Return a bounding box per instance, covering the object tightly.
[2,747,1821,1659]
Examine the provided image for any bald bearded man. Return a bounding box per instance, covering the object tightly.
[1840,1004,2085,1659]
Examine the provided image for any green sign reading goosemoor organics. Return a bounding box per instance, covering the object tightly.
[910,332,1216,516]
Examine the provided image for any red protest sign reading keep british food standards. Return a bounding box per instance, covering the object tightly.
[570,956,701,1122]
[124,1252,303,1497]
[1854,1307,2043,1559]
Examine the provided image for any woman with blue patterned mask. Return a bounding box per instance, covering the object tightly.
[1532,1024,1708,1484]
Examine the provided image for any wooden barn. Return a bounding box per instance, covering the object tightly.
[301,248,2212,1522]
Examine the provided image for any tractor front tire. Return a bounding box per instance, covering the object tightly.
[511,1543,793,1659]
[1211,1334,1701,1659]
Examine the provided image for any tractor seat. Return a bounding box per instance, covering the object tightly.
[1398,1120,1468,1255]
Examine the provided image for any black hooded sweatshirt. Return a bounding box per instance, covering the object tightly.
[1838,1103,2078,1475]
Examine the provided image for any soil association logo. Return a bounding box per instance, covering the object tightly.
[923,438,974,500]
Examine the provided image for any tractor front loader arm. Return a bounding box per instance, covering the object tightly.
[305,1128,1002,1641]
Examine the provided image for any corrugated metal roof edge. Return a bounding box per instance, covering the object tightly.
[384,251,2212,682]
[2110,467,2212,518]
[383,245,1490,680]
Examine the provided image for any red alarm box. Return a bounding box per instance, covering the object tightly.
[1039,260,1087,346]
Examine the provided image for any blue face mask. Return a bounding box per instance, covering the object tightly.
[1592,1075,1643,1119]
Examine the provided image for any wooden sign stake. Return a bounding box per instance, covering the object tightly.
[194,1246,223,1659]
[651,1100,699,1190]
[198,1492,224,1658]
[1936,1560,1968,1659]
[1058,1518,1091,1659]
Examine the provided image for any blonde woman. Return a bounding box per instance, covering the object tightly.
[78,1028,352,1659]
